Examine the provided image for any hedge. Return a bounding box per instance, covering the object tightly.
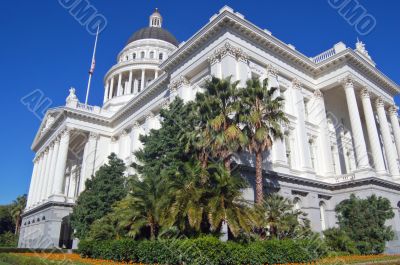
[79,236,326,265]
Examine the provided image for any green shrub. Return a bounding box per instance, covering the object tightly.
[0,232,17,247]
[323,227,359,255]
[78,236,325,265]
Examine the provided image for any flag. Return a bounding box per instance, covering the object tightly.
[89,58,95,75]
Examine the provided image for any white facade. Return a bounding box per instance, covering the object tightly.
[20,7,400,252]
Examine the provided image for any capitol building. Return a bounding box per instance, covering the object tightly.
[19,7,400,251]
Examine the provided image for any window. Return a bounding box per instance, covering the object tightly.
[284,133,292,168]
[159,53,163,60]
[132,53,136,59]
[150,51,154,59]
[319,201,327,231]
[141,51,145,59]
[309,138,316,170]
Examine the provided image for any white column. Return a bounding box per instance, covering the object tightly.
[236,56,249,88]
[128,70,133,94]
[376,97,400,177]
[291,79,313,171]
[141,69,145,91]
[360,89,386,173]
[342,77,370,169]
[175,76,192,103]
[389,105,400,160]
[109,77,115,99]
[47,138,60,198]
[133,79,138,94]
[42,143,55,201]
[32,154,44,205]
[309,89,335,176]
[26,159,39,207]
[82,132,98,189]
[103,81,110,102]
[209,57,222,78]
[37,149,49,202]
[117,73,122,96]
[52,129,70,199]
[155,70,159,79]
[110,136,120,156]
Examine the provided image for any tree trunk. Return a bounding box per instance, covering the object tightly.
[150,222,155,240]
[255,151,264,204]
[224,157,231,174]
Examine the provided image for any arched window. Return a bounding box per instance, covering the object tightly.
[319,201,326,231]
[159,53,163,60]
[141,51,145,59]
[150,51,154,59]
[132,53,136,59]
[293,197,301,211]
[125,55,129,61]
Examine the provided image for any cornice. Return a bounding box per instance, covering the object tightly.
[159,9,399,95]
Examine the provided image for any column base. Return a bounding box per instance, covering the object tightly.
[48,194,66,203]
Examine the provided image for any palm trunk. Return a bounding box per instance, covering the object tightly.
[255,151,264,204]
[150,222,155,240]
[224,157,231,174]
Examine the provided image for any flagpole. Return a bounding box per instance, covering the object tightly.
[85,26,99,105]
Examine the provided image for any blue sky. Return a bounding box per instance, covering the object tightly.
[0,0,399,204]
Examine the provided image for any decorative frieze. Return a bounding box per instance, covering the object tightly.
[207,42,249,65]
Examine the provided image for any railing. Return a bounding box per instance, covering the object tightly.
[334,173,355,183]
[312,48,336,63]
[76,102,95,112]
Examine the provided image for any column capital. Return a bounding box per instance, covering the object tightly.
[110,136,118,142]
[266,64,278,78]
[340,75,355,88]
[313,89,323,99]
[132,121,140,129]
[360,87,370,99]
[168,76,189,92]
[375,97,384,109]
[89,132,99,140]
[121,129,129,136]
[145,112,156,121]
[61,127,72,138]
[291,78,302,90]
[208,42,248,64]
[389,105,398,116]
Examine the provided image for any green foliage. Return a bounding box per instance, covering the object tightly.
[79,237,325,265]
[323,227,359,254]
[71,153,127,239]
[0,206,14,235]
[335,194,395,254]
[0,232,17,247]
[257,193,312,239]
[10,194,27,235]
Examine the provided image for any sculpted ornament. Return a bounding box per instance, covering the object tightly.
[313,89,323,99]
[291,78,302,90]
[207,42,249,65]
[168,76,189,92]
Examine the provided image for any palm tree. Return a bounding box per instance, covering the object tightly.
[113,174,169,240]
[257,193,310,239]
[191,76,247,173]
[205,163,259,238]
[11,194,27,235]
[239,78,288,204]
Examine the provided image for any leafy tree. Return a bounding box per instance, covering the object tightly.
[0,205,14,235]
[71,153,127,239]
[334,194,394,254]
[323,227,359,254]
[10,194,26,235]
[257,193,311,239]
[239,78,287,203]
[0,231,18,247]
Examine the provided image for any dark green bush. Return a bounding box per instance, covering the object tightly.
[0,232,17,247]
[78,236,325,265]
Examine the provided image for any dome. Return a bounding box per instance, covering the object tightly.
[126,27,179,47]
